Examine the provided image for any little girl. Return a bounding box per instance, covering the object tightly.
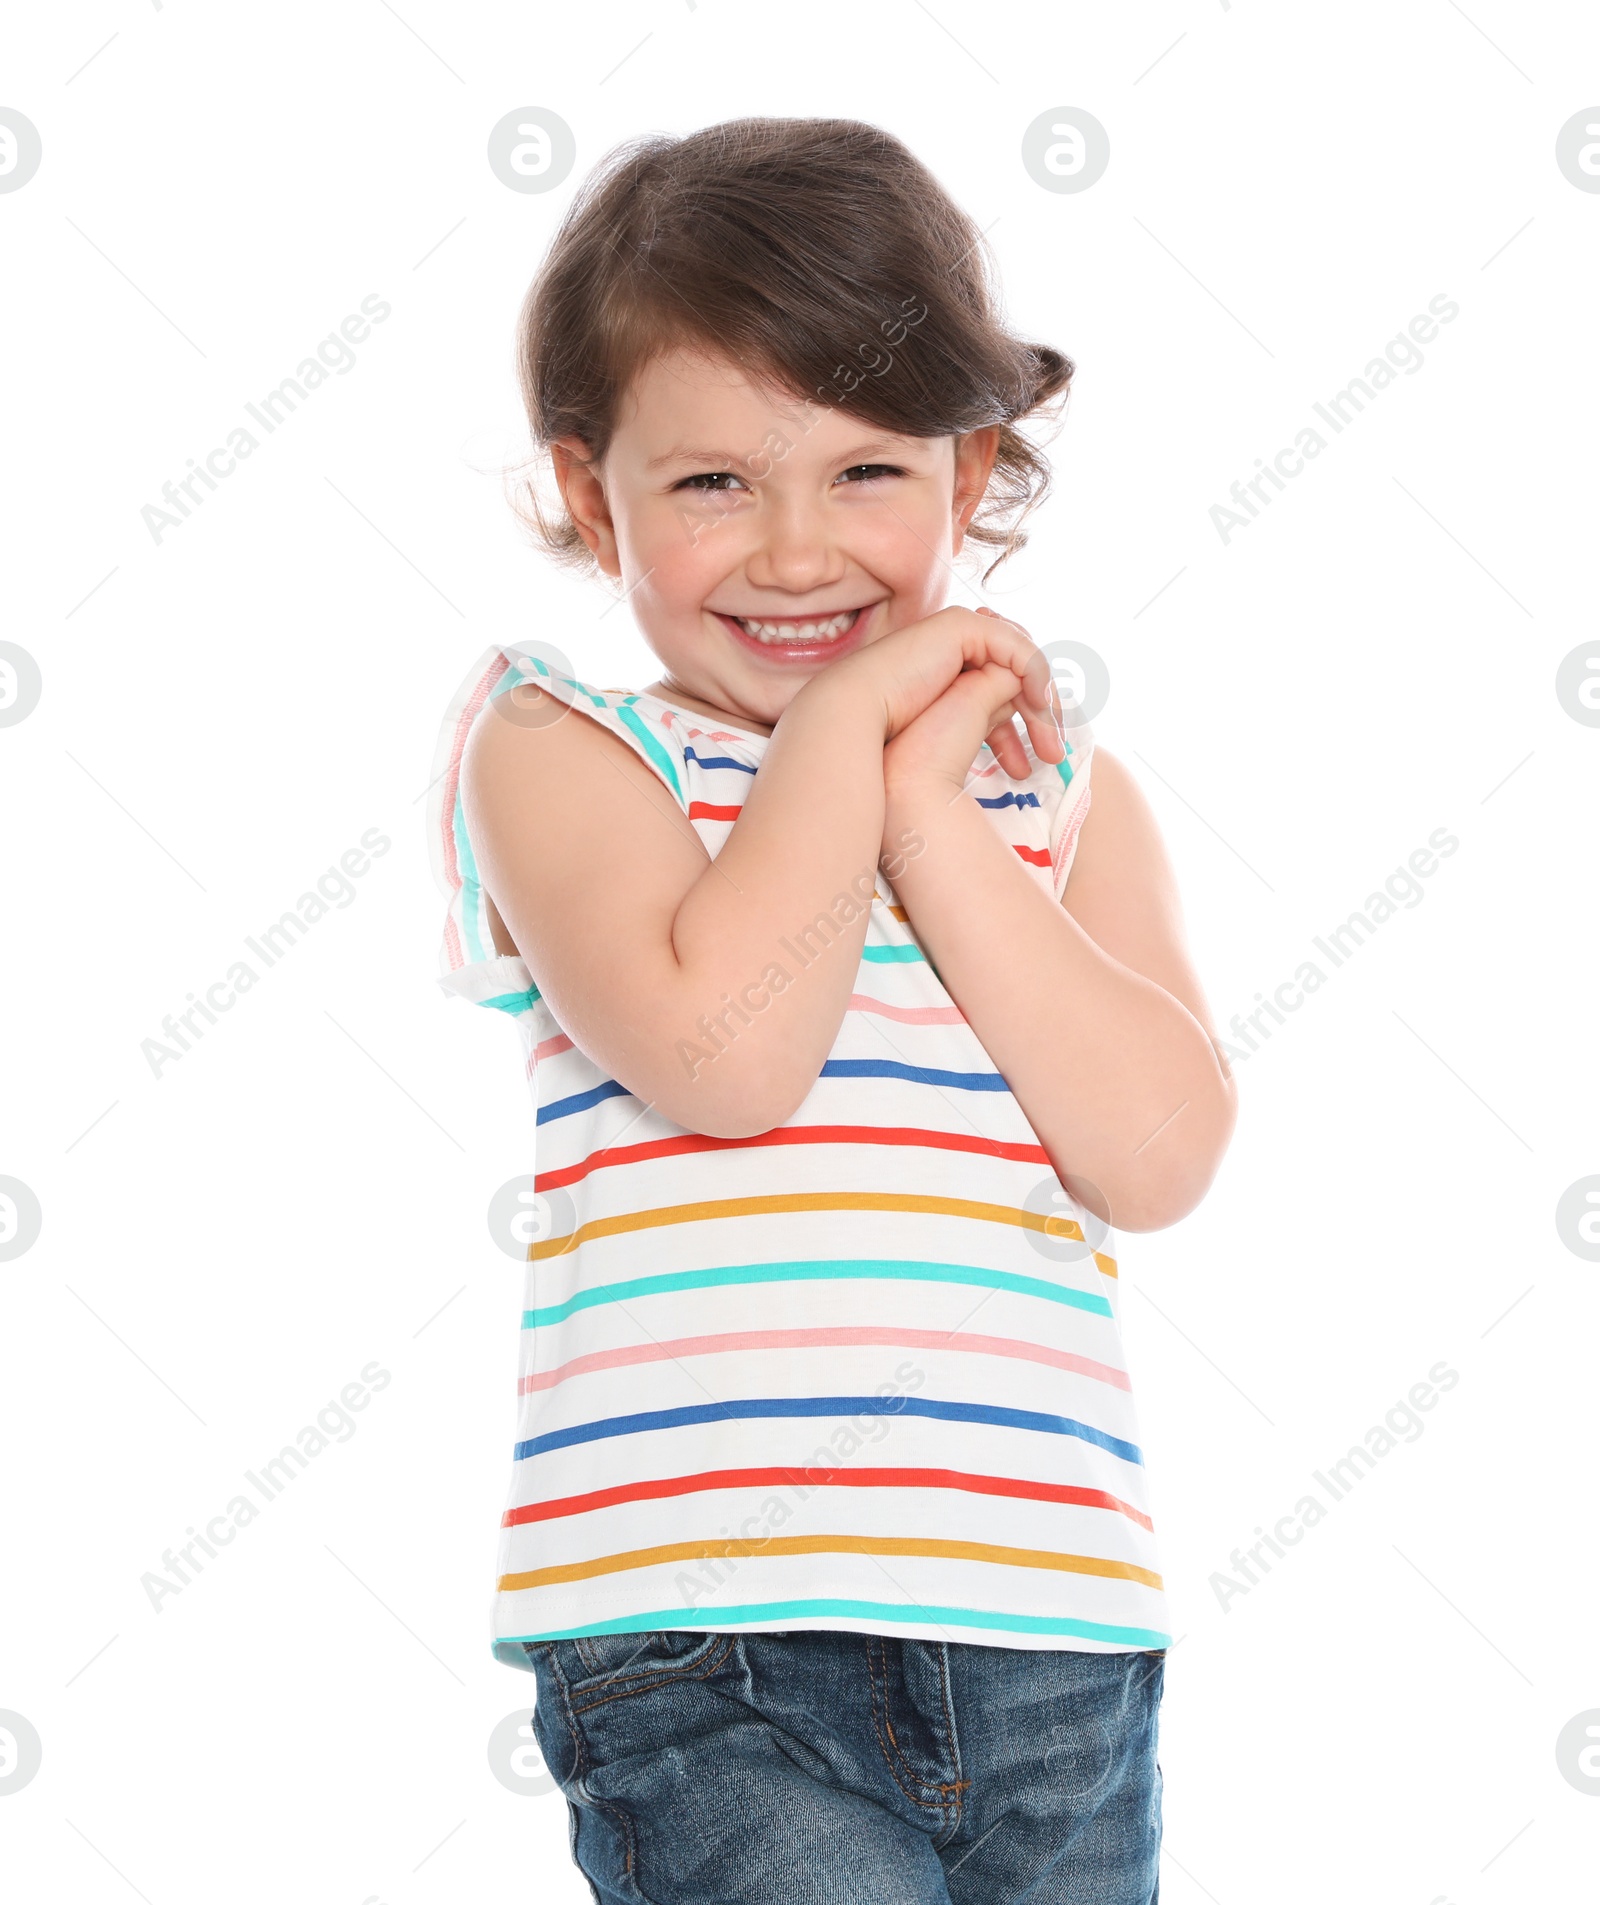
[430,117,1234,1905]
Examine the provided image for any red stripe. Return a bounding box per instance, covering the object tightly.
[687,801,742,821]
[504,1465,1153,1531]
[1012,843,1051,867]
[537,1123,1050,1191]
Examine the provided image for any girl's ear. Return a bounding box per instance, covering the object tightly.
[551,435,620,576]
[951,426,1001,543]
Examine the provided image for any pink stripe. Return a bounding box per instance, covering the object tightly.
[527,1000,959,1063]
[444,911,465,973]
[682,719,761,746]
[529,1031,574,1071]
[1054,786,1092,888]
[520,1325,1130,1395]
[847,992,968,1025]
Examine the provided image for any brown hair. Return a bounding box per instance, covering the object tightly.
[508,117,1074,583]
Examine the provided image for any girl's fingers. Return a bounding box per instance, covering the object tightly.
[997,725,1032,778]
[978,671,1061,777]
[973,605,1050,710]
[983,712,1027,779]
[1012,685,1066,766]
[957,634,1067,772]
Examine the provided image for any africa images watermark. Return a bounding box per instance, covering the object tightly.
[141,1360,392,1613]
[142,827,391,1077]
[140,293,391,544]
[676,831,926,1079]
[1211,1359,1461,1611]
[1209,293,1459,544]
[1220,825,1458,1064]
[672,1358,928,1611]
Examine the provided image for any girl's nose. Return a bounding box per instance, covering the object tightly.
[743,495,845,594]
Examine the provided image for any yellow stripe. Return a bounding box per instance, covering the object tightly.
[500,1533,1162,1594]
[531,1190,1117,1277]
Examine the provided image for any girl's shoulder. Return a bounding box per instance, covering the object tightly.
[431,643,694,824]
[425,644,700,1007]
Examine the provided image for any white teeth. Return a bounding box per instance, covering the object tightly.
[733,610,857,644]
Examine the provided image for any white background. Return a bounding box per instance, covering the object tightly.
[3,3,1597,1900]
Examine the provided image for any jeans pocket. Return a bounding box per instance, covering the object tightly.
[562,1627,730,1706]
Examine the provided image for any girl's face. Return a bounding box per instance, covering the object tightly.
[552,346,998,736]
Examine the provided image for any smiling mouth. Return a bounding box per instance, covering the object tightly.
[719,606,868,646]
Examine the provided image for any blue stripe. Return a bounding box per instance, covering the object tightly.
[820,1058,1006,1091]
[524,1258,1114,1328]
[499,1601,1169,1649]
[684,746,757,775]
[537,1060,1008,1105]
[975,789,1041,810]
[515,1393,1142,1466]
[537,1078,631,1124]
[861,945,925,964]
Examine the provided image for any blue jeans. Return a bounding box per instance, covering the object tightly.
[524,1628,1164,1903]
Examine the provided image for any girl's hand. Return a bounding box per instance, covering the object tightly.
[880,606,1067,800]
[811,604,1062,760]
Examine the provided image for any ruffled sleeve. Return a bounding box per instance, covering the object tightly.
[425,644,542,1016]
[1046,695,1095,901]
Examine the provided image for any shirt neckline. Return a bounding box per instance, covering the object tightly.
[631,688,772,746]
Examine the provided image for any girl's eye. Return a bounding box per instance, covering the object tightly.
[671,464,905,493]
[674,470,747,493]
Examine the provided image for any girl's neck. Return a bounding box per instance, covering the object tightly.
[638,677,774,740]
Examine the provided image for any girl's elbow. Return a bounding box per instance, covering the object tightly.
[652,1068,810,1141]
[1110,1087,1238,1232]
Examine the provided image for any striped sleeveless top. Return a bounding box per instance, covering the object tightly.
[429,642,1170,1668]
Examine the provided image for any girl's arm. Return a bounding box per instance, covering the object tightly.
[882,743,1237,1233]
[461,667,889,1138]
[461,611,1065,1141]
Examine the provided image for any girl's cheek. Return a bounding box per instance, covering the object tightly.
[865,495,951,574]
[642,500,737,583]
[636,528,728,615]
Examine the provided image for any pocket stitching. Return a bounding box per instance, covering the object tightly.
[571,1629,723,1685]
[567,1632,737,1714]
[536,1642,653,1902]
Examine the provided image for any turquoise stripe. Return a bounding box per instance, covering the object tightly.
[862,945,926,964]
[451,650,564,967]
[450,791,487,965]
[480,987,541,1014]
[1054,744,1076,792]
[616,699,685,806]
[513,655,606,707]
[523,1258,1114,1329]
[492,661,685,806]
[487,663,532,704]
[499,1600,1169,1650]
